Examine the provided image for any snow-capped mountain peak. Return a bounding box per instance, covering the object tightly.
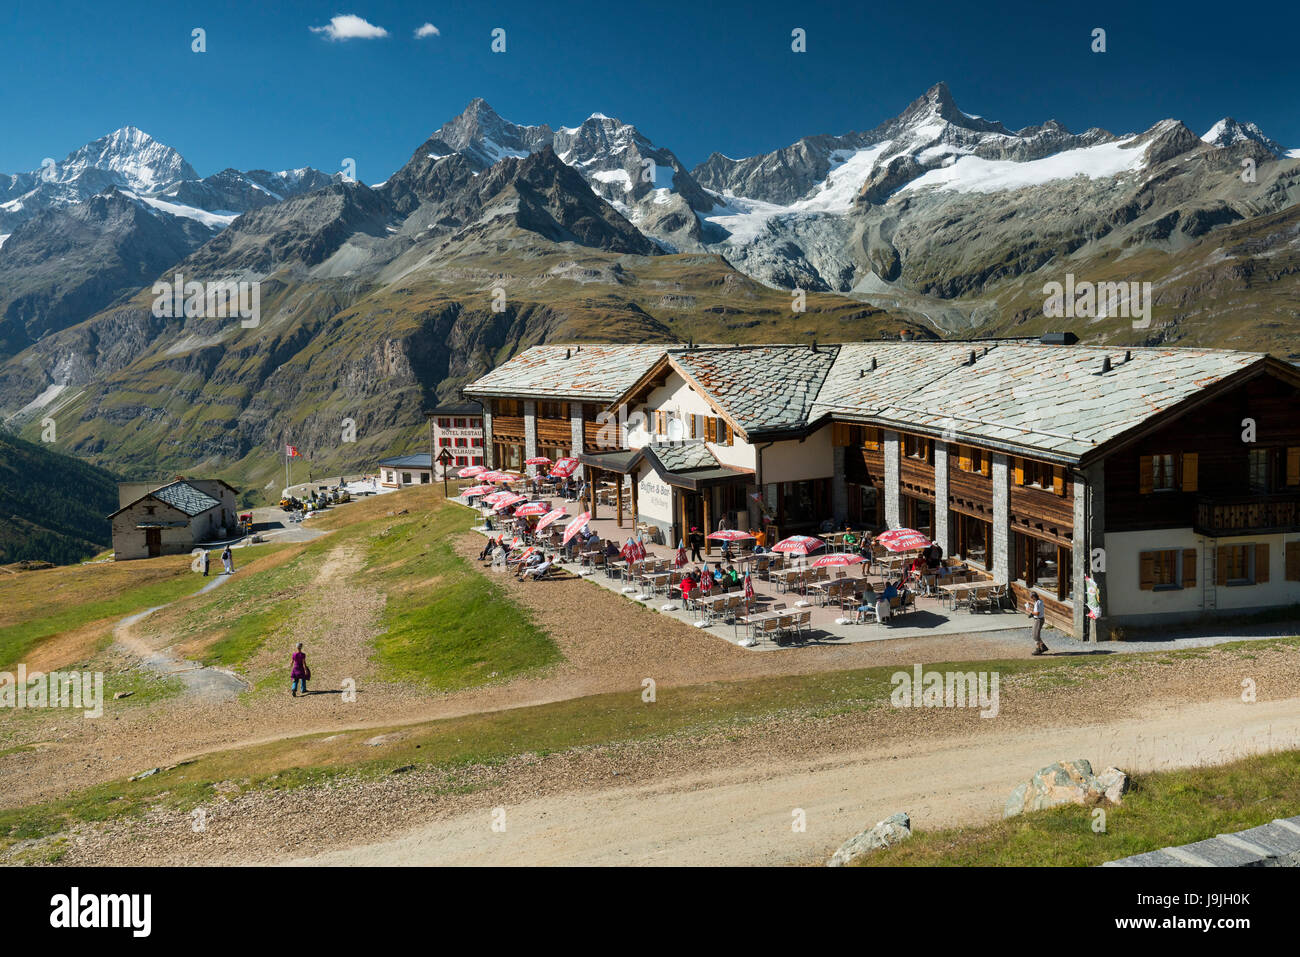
[1201,117,1285,156]
[55,125,198,191]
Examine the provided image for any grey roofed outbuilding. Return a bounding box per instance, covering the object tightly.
[109,480,220,519]
[463,344,673,401]
[379,453,433,468]
[669,345,840,434]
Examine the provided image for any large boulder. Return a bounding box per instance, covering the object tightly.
[1003,759,1129,818]
[827,812,911,867]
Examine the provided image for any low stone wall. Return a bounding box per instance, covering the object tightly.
[1103,816,1300,867]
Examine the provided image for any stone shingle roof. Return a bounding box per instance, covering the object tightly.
[817,343,1263,461]
[379,453,433,468]
[669,345,839,433]
[464,344,671,401]
[148,481,221,517]
[644,441,718,473]
[466,340,1273,464]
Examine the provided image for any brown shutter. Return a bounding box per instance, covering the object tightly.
[705,417,716,443]
[958,447,970,471]
[1014,458,1025,486]
[1255,543,1270,583]
[1216,546,1229,586]
[1052,466,1065,496]
[1139,455,1154,494]
[1138,552,1156,590]
[1181,549,1197,589]
[1182,453,1198,493]
[1287,447,1300,486]
[981,453,991,477]
[724,421,733,446]
[1286,541,1300,581]
[690,414,698,439]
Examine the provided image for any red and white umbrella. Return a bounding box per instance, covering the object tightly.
[458,465,486,478]
[706,529,755,541]
[675,540,687,567]
[481,470,521,483]
[513,501,550,517]
[743,571,755,606]
[876,528,932,553]
[535,507,567,532]
[525,456,552,466]
[550,457,580,478]
[812,552,865,567]
[491,493,528,512]
[482,490,511,504]
[462,484,495,497]
[562,510,592,545]
[771,535,824,555]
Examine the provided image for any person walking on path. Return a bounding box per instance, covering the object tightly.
[290,642,310,696]
[221,545,234,575]
[1026,591,1049,655]
[201,549,210,577]
[688,526,704,562]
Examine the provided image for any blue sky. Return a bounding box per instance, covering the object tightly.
[3,1,1297,182]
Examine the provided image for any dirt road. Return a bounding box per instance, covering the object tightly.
[295,697,1300,866]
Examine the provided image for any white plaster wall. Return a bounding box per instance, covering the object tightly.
[760,425,833,485]
[1106,529,1300,619]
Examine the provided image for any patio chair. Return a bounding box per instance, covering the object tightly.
[758,617,781,644]
[776,614,797,645]
[795,610,813,640]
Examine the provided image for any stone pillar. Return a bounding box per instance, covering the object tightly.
[482,408,494,469]
[523,400,538,476]
[1080,462,1110,641]
[933,442,950,554]
[883,430,901,528]
[570,405,585,481]
[831,445,848,525]
[992,453,1011,585]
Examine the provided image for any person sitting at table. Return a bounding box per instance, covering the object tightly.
[925,541,943,568]
[878,578,900,624]
[604,540,620,561]
[752,543,768,555]
[841,524,858,549]
[857,583,878,622]
[679,573,695,605]
[711,562,728,591]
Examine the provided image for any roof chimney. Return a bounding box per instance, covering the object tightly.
[870,356,878,371]
[1099,356,1112,374]
[565,348,571,359]
[1124,350,1132,362]
[811,339,817,352]
[968,350,978,366]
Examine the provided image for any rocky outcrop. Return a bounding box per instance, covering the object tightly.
[827,812,912,866]
[1003,759,1129,818]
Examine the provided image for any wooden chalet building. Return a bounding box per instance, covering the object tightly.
[465,340,1300,640]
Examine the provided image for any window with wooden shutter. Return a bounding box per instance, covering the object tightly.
[980,452,991,477]
[1255,543,1270,583]
[1181,453,1198,492]
[1139,455,1154,494]
[1014,458,1025,486]
[1182,549,1197,588]
[704,417,716,443]
[1286,541,1300,581]
[1138,552,1156,590]
[1287,447,1300,486]
[1052,466,1065,496]
[723,421,733,446]
[1216,545,1229,586]
[958,447,971,471]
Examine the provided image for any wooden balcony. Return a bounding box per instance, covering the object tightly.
[1195,493,1300,537]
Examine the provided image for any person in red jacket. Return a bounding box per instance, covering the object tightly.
[290,643,310,697]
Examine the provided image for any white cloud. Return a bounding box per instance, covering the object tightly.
[310,14,390,41]
[414,22,440,39]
